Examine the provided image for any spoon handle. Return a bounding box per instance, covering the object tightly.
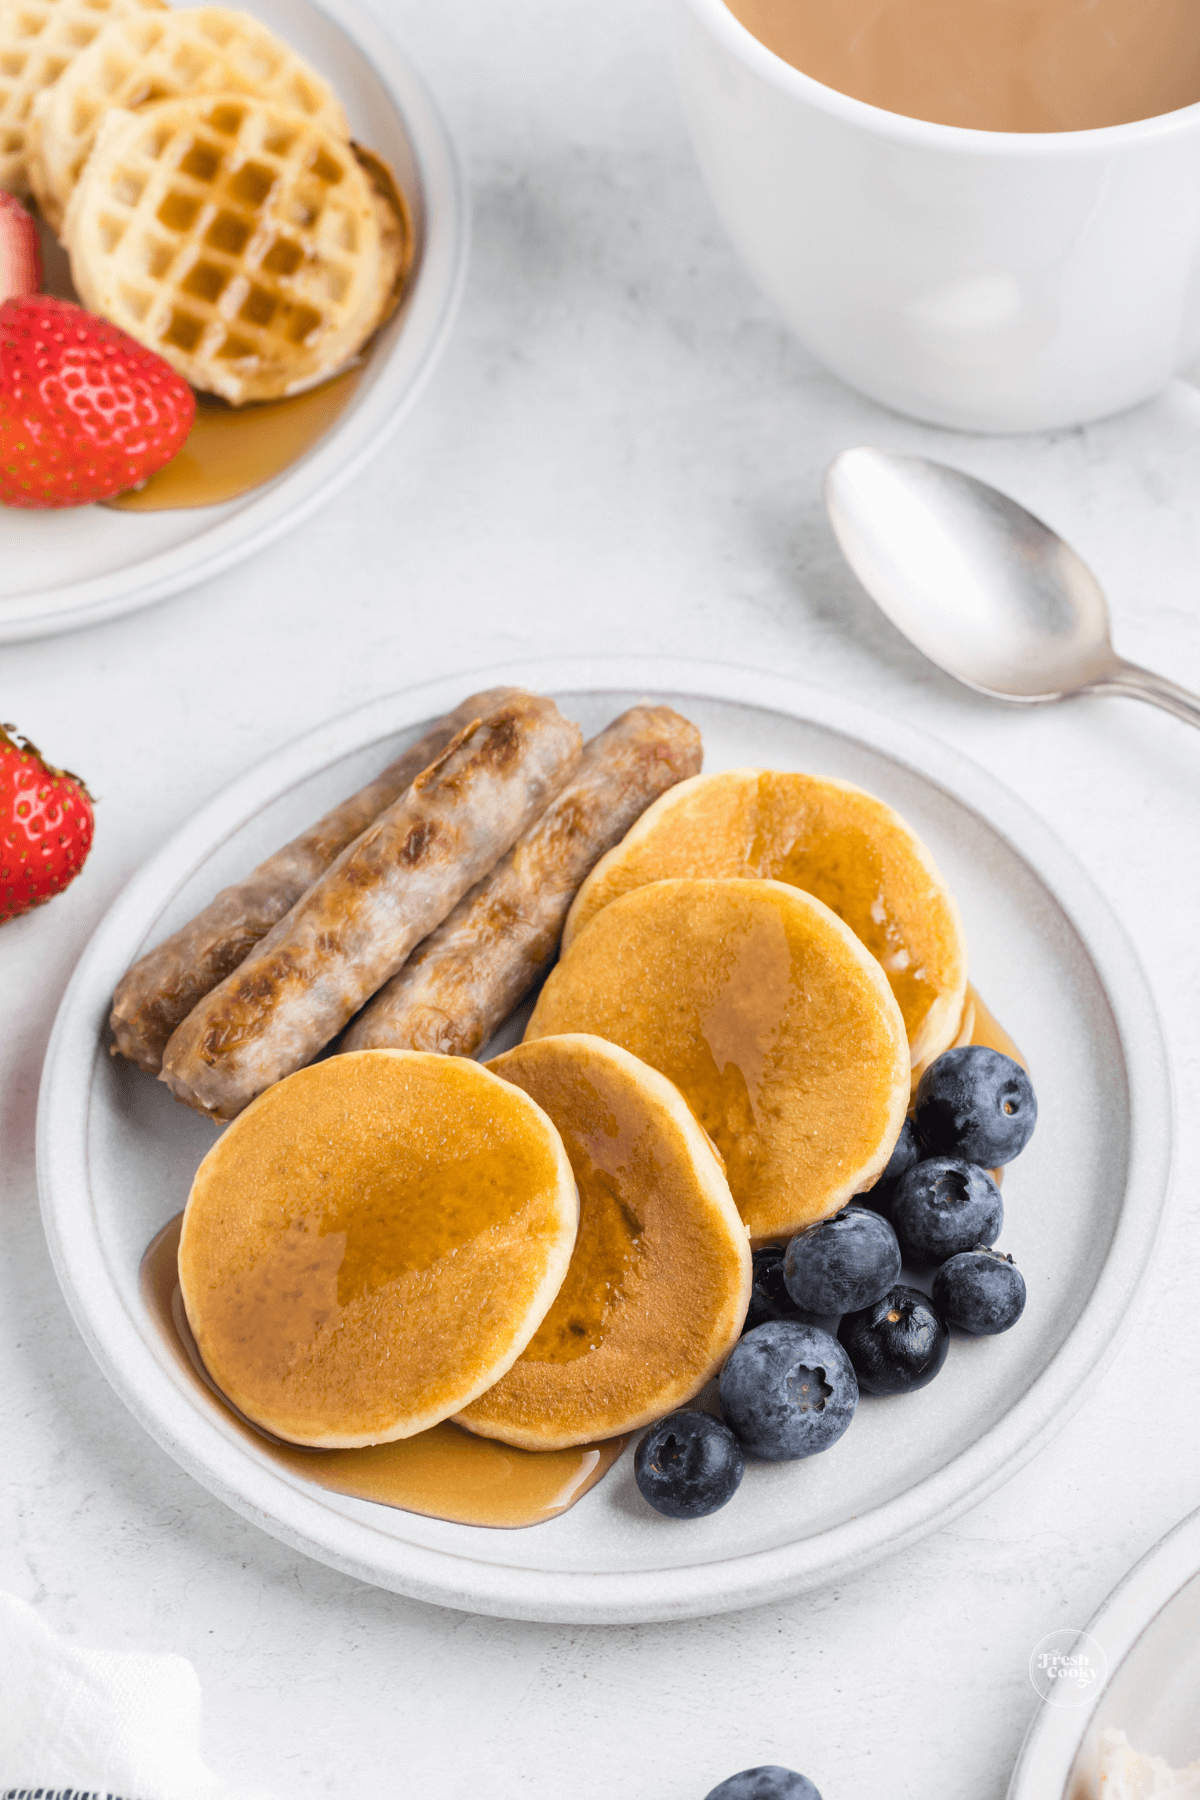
[1089,659,1200,730]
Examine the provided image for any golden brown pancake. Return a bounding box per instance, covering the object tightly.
[178,1050,577,1448]
[457,1034,751,1451]
[563,769,968,1069]
[527,879,910,1240]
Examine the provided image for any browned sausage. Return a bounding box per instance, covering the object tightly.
[159,692,582,1120]
[109,686,522,1072]
[340,705,703,1058]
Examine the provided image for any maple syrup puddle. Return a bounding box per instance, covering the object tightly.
[966,985,1025,1068]
[140,1214,628,1529]
[107,372,364,512]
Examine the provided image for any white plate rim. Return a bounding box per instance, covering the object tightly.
[1006,1502,1200,1798]
[0,0,468,646]
[36,654,1173,1622]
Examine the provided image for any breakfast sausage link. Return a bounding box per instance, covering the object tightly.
[341,704,704,1059]
[159,692,583,1120]
[109,686,523,1072]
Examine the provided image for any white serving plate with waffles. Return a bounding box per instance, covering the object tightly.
[37,657,1172,1624]
[0,0,466,644]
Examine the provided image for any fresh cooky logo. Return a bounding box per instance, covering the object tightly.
[1029,1630,1108,1707]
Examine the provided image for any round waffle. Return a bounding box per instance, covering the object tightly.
[27,4,349,230]
[65,91,408,402]
[0,0,164,198]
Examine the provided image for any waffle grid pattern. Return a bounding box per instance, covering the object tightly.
[30,4,348,225]
[68,93,389,401]
[0,0,161,193]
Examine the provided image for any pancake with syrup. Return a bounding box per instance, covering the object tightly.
[526,879,910,1241]
[457,1034,751,1451]
[177,1050,577,1448]
[563,769,968,1070]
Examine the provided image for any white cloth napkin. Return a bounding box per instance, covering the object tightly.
[0,1593,273,1800]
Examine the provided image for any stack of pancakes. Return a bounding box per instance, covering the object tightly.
[180,764,972,1458]
[0,0,410,402]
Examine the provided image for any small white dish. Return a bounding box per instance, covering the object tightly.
[1009,1503,1200,1798]
[36,656,1172,1622]
[0,0,466,645]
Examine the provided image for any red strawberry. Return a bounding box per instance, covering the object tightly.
[0,193,41,303]
[1,724,95,923]
[0,296,195,508]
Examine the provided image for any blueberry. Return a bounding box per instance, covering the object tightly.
[914,1045,1037,1166]
[704,1768,823,1800]
[719,1320,858,1461]
[891,1156,1003,1266]
[744,1245,815,1334]
[838,1284,950,1395]
[783,1206,901,1314]
[933,1247,1027,1334]
[634,1410,745,1519]
[857,1115,920,1216]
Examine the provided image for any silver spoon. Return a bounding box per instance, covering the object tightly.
[823,447,1200,729]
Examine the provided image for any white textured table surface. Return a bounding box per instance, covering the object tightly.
[4,1,1200,1795]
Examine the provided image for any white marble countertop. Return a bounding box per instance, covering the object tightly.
[5,0,1200,1795]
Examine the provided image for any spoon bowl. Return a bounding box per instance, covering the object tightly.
[823,448,1200,728]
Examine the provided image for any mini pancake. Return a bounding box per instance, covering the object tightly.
[178,1050,577,1448]
[527,879,910,1240]
[563,768,968,1069]
[457,1034,751,1451]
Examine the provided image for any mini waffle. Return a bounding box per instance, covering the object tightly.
[65,92,407,402]
[0,0,164,197]
[28,5,349,229]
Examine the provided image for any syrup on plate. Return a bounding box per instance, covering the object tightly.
[109,374,364,512]
[139,1214,627,1530]
[965,986,1025,1067]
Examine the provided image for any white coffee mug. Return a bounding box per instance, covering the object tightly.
[672,0,1200,432]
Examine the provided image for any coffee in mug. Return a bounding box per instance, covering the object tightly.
[722,0,1200,132]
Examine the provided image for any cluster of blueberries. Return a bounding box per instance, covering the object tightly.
[635,1044,1038,1524]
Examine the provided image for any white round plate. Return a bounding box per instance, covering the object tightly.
[1009,1504,1200,1798]
[0,0,466,645]
[37,657,1171,1623]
